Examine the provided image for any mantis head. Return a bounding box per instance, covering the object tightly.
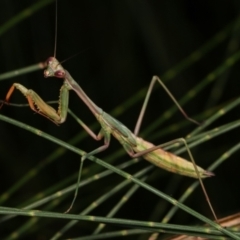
[44,57,66,79]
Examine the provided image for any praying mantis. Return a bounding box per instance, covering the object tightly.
[0,56,217,217]
[0,62,212,178]
[1,1,240,239]
[0,0,217,221]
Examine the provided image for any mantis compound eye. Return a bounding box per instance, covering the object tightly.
[55,70,65,78]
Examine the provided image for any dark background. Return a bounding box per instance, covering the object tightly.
[0,0,240,239]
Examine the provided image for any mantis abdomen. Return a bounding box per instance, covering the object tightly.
[134,137,213,178]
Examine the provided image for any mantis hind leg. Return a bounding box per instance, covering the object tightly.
[129,136,218,222]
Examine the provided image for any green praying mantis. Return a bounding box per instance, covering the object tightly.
[0,56,217,219]
[0,0,218,221]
